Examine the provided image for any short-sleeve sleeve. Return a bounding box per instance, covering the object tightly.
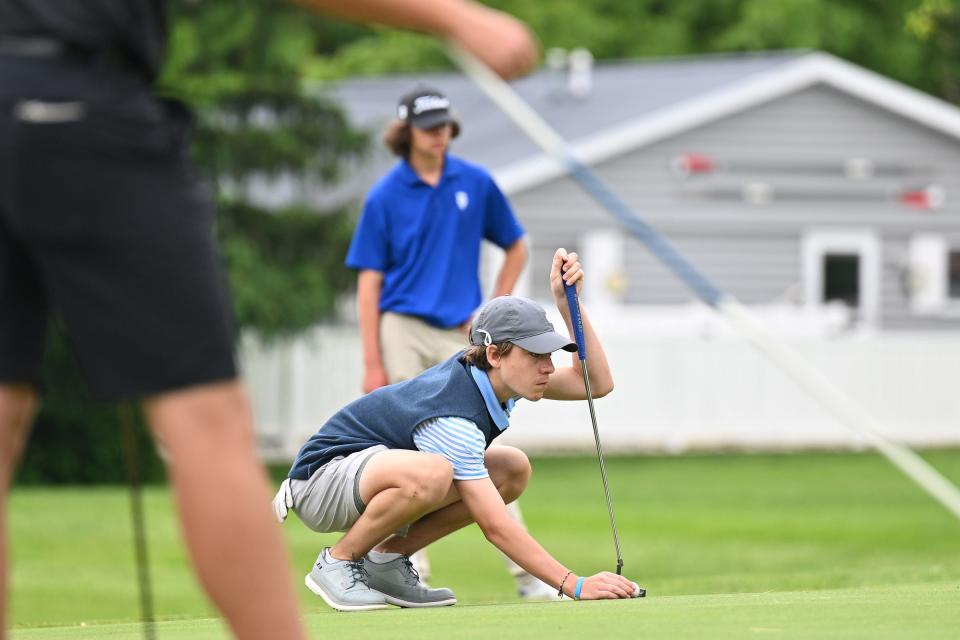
[412,417,489,480]
[345,195,389,271]
[482,177,525,249]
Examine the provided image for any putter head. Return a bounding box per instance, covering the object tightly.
[619,560,646,598]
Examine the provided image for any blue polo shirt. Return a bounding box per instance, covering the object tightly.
[346,155,524,328]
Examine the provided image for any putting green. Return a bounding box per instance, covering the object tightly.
[13,583,960,639]
[9,451,960,637]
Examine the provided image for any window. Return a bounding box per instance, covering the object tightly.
[908,235,960,314]
[950,251,960,300]
[803,231,880,325]
[823,254,860,307]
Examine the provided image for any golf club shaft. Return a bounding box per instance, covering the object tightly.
[564,281,624,575]
[120,405,156,640]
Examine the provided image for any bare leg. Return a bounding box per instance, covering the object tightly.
[0,384,38,639]
[144,381,304,640]
[374,445,531,555]
[409,548,432,582]
[329,450,453,561]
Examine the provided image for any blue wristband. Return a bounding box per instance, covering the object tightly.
[574,576,585,599]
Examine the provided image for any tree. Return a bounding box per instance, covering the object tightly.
[907,0,960,101]
[161,0,368,336]
[302,1,955,104]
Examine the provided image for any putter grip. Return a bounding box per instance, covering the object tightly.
[563,279,587,361]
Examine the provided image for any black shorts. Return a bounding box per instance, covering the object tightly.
[0,53,237,400]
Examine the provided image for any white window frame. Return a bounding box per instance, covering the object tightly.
[802,230,881,326]
[909,234,960,317]
[582,229,625,307]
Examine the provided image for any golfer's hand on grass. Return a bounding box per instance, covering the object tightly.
[575,572,642,600]
[550,248,583,300]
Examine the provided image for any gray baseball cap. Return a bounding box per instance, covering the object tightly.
[469,296,577,354]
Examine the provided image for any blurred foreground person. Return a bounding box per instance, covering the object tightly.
[0,1,535,638]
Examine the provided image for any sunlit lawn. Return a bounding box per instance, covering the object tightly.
[9,450,960,638]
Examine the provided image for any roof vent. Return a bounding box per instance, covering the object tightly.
[546,47,567,72]
[545,48,567,97]
[568,48,594,100]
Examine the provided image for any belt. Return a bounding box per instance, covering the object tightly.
[0,35,75,58]
[0,35,150,82]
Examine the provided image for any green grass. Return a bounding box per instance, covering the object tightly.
[9,450,960,638]
[12,585,960,640]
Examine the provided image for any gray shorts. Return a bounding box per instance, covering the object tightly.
[289,445,387,533]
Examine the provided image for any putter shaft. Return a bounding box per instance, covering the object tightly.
[580,364,624,574]
[560,278,625,576]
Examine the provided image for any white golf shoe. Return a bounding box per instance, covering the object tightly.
[305,548,388,612]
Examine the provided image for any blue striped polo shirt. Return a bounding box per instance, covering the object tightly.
[412,365,518,480]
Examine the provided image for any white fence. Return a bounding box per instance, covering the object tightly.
[242,304,960,461]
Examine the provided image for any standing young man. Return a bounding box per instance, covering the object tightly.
[348,85,528,394]
[345,87,554,598]
[275,249,643,611]
[0,1,536,638]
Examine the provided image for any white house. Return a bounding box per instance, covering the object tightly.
[247,51,960,459]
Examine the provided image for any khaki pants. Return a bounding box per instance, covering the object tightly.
[380,312,468,383]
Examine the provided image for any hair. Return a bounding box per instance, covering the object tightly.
[382,119,461,158]
[382,120,412,158]
[463,341,514,371]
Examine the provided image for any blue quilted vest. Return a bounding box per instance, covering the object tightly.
[288,354,500,480]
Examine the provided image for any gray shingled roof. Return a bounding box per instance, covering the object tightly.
[322,51,806,171]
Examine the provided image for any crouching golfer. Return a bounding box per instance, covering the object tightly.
[273,249,641,610]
